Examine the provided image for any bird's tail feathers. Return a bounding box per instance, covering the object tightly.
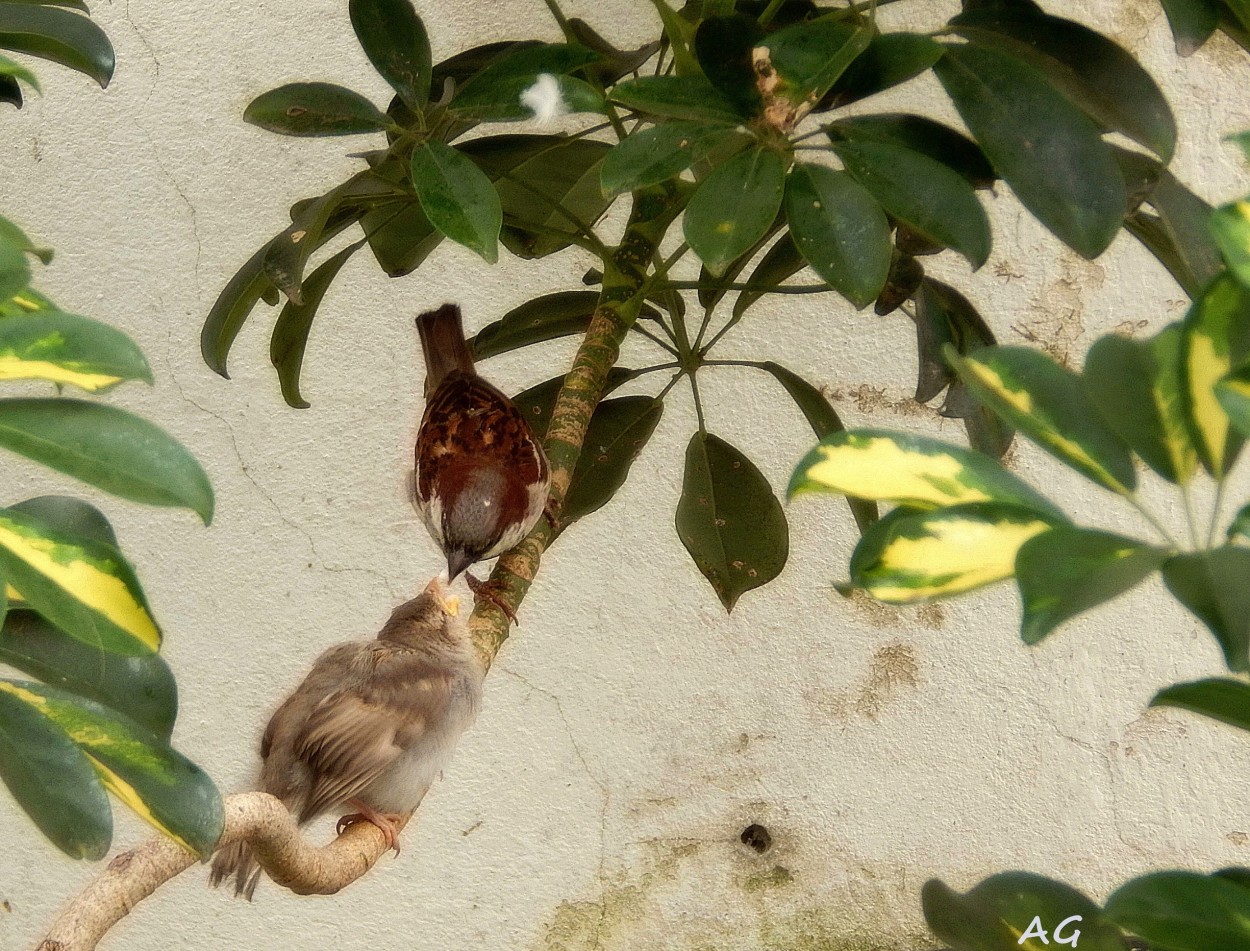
[209,838,263,901]
[416,303,474,390]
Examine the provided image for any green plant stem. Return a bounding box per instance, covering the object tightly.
[1209,479,1229,547]
[1182,484,1202,549]
[656,369,685,401]
[659,279,834,294]
[1128,495,1180,549]
[758,0,786,26]
[689,369,708,434]
[542,0,577,42]
[631,323,680,355]
[496,171,611,258]
[468,181,688,665]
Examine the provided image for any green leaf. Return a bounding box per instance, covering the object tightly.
[1016,527,1166,644]
[1163,548,1250,673]
[934,43,1125,259]
[200,244,276,378]
[789,429,1061,517]
[1180,273,1250,477]
[758,362,876,533]
[564,397,664,525]
[1152,677,1250,734]
[470,291,634,359]
[1217,362,1250,441]
[348,0,431,110]
[0,680,110,859]
[923,873,1125,951]
[1126,171,1225,299]
[0,398,214,523]
[693,13,763,117]
[825,113,995,188]
[947,346,1138,495]
[826,32,943,108]
[950,7,1176,162]
[0,3,113,87]
[831,139,990,268]
[243,82,391,137]
[270,242,361,410]
[1105,871,1250,951]
[1212,200,1250,288]
[0,608,177,739]
[1083,326,1198,484]
[600,121,732,196]
[451,43,599,120]
[0,506,159,656]
[911,277,995,402]
[1159,0,1221,55]
[1229,129,1250,163]
[646,0,699,75]
[784,163,893,308]
[0,679,222,858]
[9,495,117,548]
[410,139,502,263]
[0,310,151,392]
[757,15,872,110]
[0,214,34,301]
[684,147,785,277]
[361,197,442,277]
[676,432,788,612]
[0,51,39,93]
[610,75,743,123]
[731,231,806,320]
[850,502,1058,603]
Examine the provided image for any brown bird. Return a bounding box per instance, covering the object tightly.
[210,577,482,899]
[413,304,550,620]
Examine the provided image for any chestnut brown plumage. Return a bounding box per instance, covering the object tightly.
[209,578,482,899]
[412,304,550,606]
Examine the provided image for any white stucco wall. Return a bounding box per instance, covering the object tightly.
[3,1,1250,949]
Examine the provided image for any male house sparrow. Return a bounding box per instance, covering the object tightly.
[413,304,550,618]
[210,577,482,899]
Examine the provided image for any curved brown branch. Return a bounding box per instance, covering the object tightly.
[34,792,405,951]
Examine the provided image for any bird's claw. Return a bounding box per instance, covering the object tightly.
[337,807,403,855]
[465,572,519,626]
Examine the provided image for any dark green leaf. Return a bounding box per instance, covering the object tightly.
[758,361,876,532]
[201,243,277,377]
[1083,325,1198,484]
[944,378,1015,459]
[0,72,20,108]
[758,15,872,109]
[564,397,664,525]
[470,291,654,360]
[1126,171,1225,298]
[694,14,764,116]
[567,18,659,85]
[1163,548,1250,672]
[826,33,943,108]
[826,113,996,188]
[0,679,222,858]
[0,398,214,523]
[610,75,743,123]
[948,345,1137,495]
[1016,527,1165,644]
[0,3,112,87]
[270,242,362,409]
[832,139,991,268]
[1152,677,1250,734]
[911,277,995,402]
[676,432,788,612]
[361,197,442,276]
[244,83,390,137]
[874,250,924,317]
[0,680,110,859]
[0,310,152,392]
[0,213,35,300]
[452,43,599,120]
[785,163,891,308]
[1230,502,1250,542]
[934,43,1125,259]
[951,8,1176,161]
[646,0,698,75]
[923,873,1125,951]
[696,211,785,313]
[1160,0,1221,55]
[0,50,38,93]
[684,147,785,277]
[349,0,431,110]
[1105,871,1250,951]
[411,139,502,263]
[600,121,732,196]
[0,609,177,739]
[731,231,805,320]
[1180,273,1250,477]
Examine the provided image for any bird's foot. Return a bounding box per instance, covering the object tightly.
[338,800,403,855]
[465,572,518,626]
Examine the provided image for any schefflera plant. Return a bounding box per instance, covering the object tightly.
[787,181,1250,950]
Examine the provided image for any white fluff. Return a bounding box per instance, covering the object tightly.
[520,73,568,124]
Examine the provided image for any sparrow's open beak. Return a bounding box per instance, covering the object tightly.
[423,576,460,616]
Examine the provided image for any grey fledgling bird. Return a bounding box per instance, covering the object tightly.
[210,577,483,899]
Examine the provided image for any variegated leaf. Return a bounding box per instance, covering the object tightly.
[0,311,151,392]
[1180,273,1250,477]
[789,429,1063,518]
[1211,199,1250,289]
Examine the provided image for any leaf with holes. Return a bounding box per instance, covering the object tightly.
[677,432,788,611]
[756,16,872,115]
[349,0,431,110]
[1016,527,1166,644]
[1152,677,1250,734]
[244,82,391,137]
[0,3,113,87]
[1163,548,1250,673]
[684,147,785,277]
[785,163,891,308]
[1181,273,1250,477]
[564,397,664,525]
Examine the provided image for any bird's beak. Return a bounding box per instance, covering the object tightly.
[423,576,460,616]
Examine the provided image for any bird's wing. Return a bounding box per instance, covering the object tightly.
[292,648,454,821]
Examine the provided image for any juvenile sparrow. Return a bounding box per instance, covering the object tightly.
[413,303,550,620]
[210,577,482,899]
